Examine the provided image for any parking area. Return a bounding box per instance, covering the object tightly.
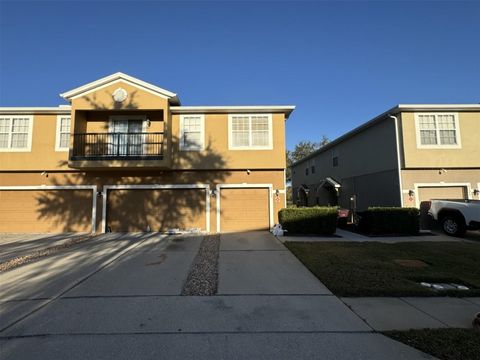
[0,231,434,359]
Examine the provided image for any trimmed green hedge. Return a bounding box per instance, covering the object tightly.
[278,207,337,235]
[357,207,420,235]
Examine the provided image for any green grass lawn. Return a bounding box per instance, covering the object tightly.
[384,328,480,360]
[284,241,480,297]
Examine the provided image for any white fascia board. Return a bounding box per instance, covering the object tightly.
[397,104,480,112]
[171,105,296,119]
[0,106,71,115]
[59,72,179,102]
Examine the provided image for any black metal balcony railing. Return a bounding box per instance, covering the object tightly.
[71,132,165,160]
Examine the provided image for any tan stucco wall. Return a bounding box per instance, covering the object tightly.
[0,114,70,171]
[400,168,480,206]
[1,80,287,172]
[171,113,286,170]
[0,169,286,233]
[400,111,480,168]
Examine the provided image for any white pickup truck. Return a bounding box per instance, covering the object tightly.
[421,199,480,237]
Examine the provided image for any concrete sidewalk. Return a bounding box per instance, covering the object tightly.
[280,228,479,243]
[342,296,480,331]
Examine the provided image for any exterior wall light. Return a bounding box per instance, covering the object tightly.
[408,190,415,197]
[473,189,480,196]
[210,189,217,197]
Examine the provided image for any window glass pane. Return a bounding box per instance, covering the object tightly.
[437,115,455,129]
[12,118,28,133]
[439,130,457,145]
[60,133,70,148]
[232,131,249,147]
[232,117,250,147]
[182,116,203,149]
[0,134,8,148]
[420,130,438,145]
[60,117,71,133]
[184,132,201,147]
[0,118,11,133]
[11,133,27,148]
[251,116,269,130]
[418,115,436,130]
[252,131,269,146]
[251,116,269,146]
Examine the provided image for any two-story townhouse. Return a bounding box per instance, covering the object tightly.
[0,73,294,233]
[291,104,480,211]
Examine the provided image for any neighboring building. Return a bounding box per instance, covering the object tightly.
[291,104,480,210]
[0,73,294,233]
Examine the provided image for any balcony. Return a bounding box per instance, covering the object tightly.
[69,132,168,169]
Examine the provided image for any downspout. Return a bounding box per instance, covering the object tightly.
[388,114,404,207]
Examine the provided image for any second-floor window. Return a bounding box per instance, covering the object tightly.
[229,114,272,150]
[56,116,71,151]
[180,115,204,151]
[0,116,33,152]
[415,113,461,148]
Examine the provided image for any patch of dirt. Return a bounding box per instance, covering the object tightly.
[393,259,429,268]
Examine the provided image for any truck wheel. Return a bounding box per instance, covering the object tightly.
[441,215,466,237]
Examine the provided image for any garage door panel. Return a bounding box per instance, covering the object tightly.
[418,186,466,202]
[107,189,206,232]
[0,190,93,233]
[220,188,269,232]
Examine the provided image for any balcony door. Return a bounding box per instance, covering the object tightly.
[109,118,145,156]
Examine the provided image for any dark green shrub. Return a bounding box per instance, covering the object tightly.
[278,207,337,235]
[357,207,420,235]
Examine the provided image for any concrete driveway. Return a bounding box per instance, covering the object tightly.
[0,231,434,359]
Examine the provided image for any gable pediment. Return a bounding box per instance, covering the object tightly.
[60,72,180,108]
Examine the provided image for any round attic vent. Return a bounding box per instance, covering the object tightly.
[112,88,128,102]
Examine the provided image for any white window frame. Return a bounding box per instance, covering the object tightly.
[0,115,34,152]
[228,114,273,150]
[179,114,205,151]
[414,113,461,149]
[55,115,71,152]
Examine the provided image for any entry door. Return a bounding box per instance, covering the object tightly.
[110,120,143,155]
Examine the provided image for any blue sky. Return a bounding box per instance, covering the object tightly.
[1,1,479,150]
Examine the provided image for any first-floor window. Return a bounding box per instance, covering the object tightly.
[229,114,272,149]
[56,116,71,151]
[0,116,32,151]
[180,115,204,150]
